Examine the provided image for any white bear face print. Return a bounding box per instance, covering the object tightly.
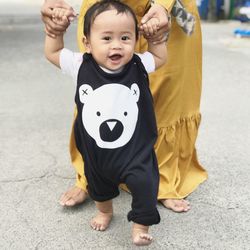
[79,83,140,149]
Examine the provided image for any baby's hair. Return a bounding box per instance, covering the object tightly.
[84,0,139,40]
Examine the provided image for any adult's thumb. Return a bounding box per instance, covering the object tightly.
[41,4,53,17]
[141,8,156,24]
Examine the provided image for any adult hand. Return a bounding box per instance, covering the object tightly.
[41,0,76,37]
[140,4,170,44]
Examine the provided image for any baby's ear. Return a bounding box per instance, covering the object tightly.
[79,84,93,104]
[130,83,140,102]
[82,36,91,53]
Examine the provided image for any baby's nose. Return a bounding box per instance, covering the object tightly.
[111,40,122,49]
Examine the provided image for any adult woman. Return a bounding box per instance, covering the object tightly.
[41,0,207,212]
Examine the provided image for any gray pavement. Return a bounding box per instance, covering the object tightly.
[0,3,250,250]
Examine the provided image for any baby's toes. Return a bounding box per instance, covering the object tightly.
[96,224,102,231]
[140,233,153,241]
[90,220,97,230]
[99,225,106,231]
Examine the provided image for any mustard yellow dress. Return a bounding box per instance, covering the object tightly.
[69,0,208,200]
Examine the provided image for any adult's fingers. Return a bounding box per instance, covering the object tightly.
[54,2,77,17]
[152,35,169,44]
[141,6,157,24]
[141,4,168,29]
[54,1,74,11]
[145,24,170,43]
[44,26,56,38]
[41,2,53,18]
[150,32,169,44]
[43,16,68,36]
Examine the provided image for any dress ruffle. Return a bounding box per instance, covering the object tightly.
[155,113,207,199]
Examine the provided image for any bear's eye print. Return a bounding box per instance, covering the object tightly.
[96,111,101,116]
[124,112,128,116]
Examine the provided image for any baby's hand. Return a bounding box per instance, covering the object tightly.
[140,17,160,39]
[52,7,71,26]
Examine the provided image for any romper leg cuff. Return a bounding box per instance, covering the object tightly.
[87,186,120,202]
[127,208,160,226]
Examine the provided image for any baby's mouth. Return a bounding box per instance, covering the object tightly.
[109,54,122,61]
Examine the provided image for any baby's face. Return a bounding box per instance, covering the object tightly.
[85,9,137,71]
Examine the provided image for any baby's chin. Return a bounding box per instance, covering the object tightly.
[100,64,124,73]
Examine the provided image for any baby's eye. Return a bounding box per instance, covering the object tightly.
[121,36,130,41]
[103,36,111,41]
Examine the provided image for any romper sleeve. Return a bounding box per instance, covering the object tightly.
[59,48,83,83]
[136,52,155,74]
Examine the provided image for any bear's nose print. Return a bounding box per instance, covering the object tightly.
[107,121,117,131]
[100,119,124,142]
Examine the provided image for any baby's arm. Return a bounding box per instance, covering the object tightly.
[147,37,167,69]
[44,8,69,67]
[44,35,63,68]
[141,18,167,69]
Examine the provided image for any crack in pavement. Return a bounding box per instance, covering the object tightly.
[0,172,74,184]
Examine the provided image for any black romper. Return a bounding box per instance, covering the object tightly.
[74,53,160,226]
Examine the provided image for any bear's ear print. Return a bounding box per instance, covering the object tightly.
[79,84,93,104]
[130,83,140,102]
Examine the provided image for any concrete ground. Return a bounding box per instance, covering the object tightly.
[0,2,250,250]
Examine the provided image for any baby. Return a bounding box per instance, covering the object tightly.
[44,0,167,246]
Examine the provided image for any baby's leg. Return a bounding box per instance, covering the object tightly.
[132,223,153,246]
[124,167,160,246]
[91,200,113,231]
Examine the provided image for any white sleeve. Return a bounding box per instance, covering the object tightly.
[59,48,83,83]
[136,52,155,73]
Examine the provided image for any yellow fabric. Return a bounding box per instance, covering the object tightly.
[154,0,175,12]
[70,0,207,199]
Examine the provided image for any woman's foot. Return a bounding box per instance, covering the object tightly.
[90,211,113,231]
[160,199,190,212]
[59,186,88,207]
[132,223,153,246]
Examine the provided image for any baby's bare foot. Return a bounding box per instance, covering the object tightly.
[132,223,153,246]
[160,199,190,212]
[59,186,87,207]
[90,211,113,231]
